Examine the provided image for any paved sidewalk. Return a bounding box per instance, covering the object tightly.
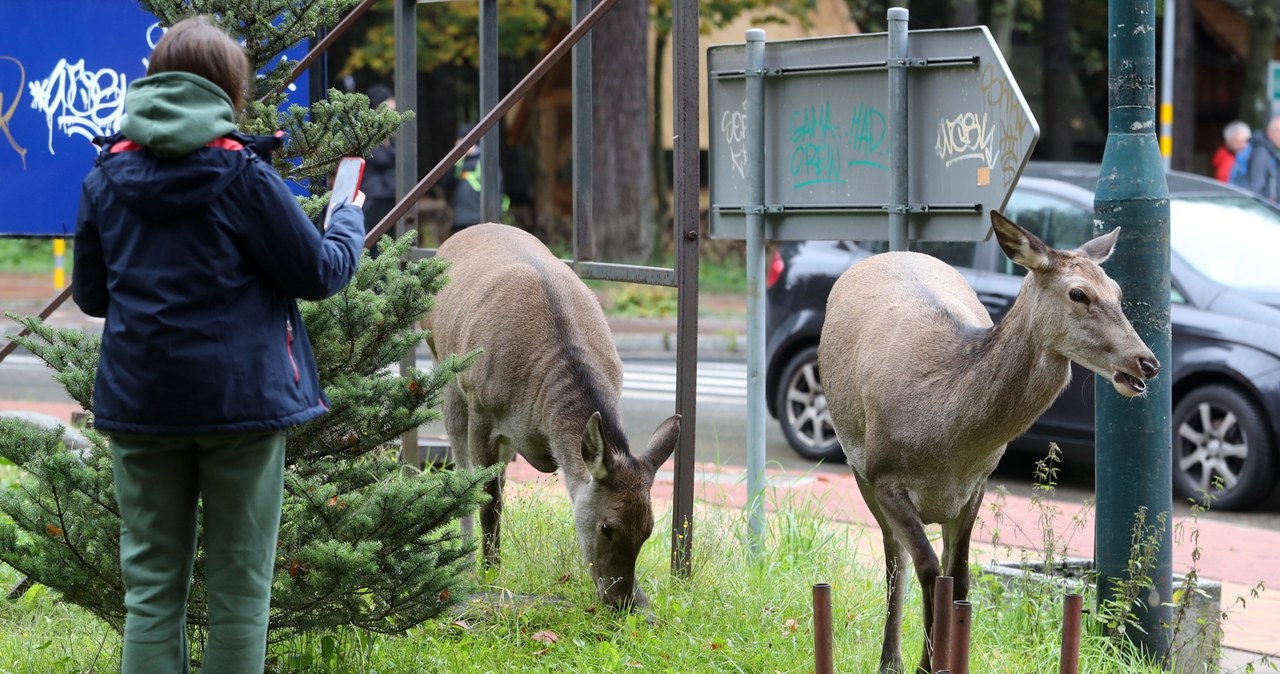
[3,274,1278,669]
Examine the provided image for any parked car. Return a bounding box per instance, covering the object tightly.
[765,162,1280,511]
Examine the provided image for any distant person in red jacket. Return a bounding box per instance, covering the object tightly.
[1213,120,1251,182]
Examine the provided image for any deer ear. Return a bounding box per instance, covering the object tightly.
[991,210,1054,273]
[1077,227,1120,264]
[581,411,610,482]
[640,414,681,473]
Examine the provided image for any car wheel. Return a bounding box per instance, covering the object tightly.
[775,345,844,462]
[1171,384,1277,511]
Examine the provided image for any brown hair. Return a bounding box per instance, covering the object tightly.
[146,16,250,111]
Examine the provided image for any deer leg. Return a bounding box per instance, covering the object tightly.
[468,414,504,567]
[442,388,476,551]
[941,486,985,602]
[872,484,942,674]
[853,471,909,674]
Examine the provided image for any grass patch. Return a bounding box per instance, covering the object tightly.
[0,472,1186,673]
[0,238,68,275]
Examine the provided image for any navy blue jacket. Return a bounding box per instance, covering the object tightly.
[74,135,363,435]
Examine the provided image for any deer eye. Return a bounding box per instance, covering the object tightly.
[1069,288,1089,304]
[600,523,614,539]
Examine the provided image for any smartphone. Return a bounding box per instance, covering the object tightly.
[321,156,366,231]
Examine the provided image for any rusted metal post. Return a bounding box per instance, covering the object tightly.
[950,600,972,674]
[931,576,954,673]
[669,0,701,578]
[814,583,834,674]
[1060,593,1084,674]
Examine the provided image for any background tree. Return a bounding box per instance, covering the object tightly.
[0,0,496,662]
[1172,0,1196,171]
[1240,0,1279,129]
[589,0,654,262]
[338,0,569,245]
[1041,0,1072,160]
[649,0,814,256]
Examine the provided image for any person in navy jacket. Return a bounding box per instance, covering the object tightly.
[72,16,363,674]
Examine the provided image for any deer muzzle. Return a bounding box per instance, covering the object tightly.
[1111,354,1161,397]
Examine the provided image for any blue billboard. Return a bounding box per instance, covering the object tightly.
[0,3,309,237]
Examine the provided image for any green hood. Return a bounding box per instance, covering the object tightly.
[120,72,238,158]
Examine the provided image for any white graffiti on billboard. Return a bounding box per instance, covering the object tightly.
[27,58,127,155]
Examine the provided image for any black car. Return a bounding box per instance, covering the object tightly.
[764,162,1280,511]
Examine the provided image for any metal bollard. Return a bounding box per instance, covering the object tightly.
[1059,593,1083,674]
[951,600,972,674]
[814,583,834,674]
[932,576,955,673]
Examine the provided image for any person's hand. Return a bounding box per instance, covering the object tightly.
[353,190,366,208]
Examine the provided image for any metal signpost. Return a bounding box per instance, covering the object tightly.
[707,9,1038,550]
[1095,0,1172,661]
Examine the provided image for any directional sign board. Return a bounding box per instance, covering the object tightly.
[707,26,1039,241]
[0,2,310,237]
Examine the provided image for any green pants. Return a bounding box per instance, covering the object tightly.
[109,430,286,674]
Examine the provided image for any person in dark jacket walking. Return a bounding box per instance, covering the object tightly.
[1245,115,1280,203]
[441,123,503,237]
[71,16,363,674]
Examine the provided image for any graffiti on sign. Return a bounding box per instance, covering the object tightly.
[848,101,887,171]
[789,100,843,188]
[978,63,1032,182]
[783,99,888,190]
[934,111,995,169]
[721,98,748,180]
[1,56,28,169]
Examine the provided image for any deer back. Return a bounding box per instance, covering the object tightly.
[426,223,680,610]
[427,223,622,456]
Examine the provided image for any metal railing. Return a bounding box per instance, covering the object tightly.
[0,0,705,578]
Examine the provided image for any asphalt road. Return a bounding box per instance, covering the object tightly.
[6,350,1280,532]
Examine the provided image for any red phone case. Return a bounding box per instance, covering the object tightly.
[322,157,366,230]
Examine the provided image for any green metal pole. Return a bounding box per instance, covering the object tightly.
[1094,0,1172,664]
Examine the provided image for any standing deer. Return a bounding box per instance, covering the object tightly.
[818,210,1160,673]
[425,223,680,610]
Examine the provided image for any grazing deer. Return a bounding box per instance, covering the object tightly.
[425,223,680,610]
[818,211,1159,673]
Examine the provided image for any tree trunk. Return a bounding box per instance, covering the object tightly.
[1241,0,1279,128]
[1172,0,1196,171]
[989,0,1017,57]
[652,27,671,257]
[1041,0,1072,159]
[592,0,653,263]
[946,0,978,27]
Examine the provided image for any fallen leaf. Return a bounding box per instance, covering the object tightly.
[557,573,571,584]
[782,618,800,635]
[708,641,724,650]
[451,620,470,630]
[532,630,560,645]
[533,647,550,656]
[438,589,452,602]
